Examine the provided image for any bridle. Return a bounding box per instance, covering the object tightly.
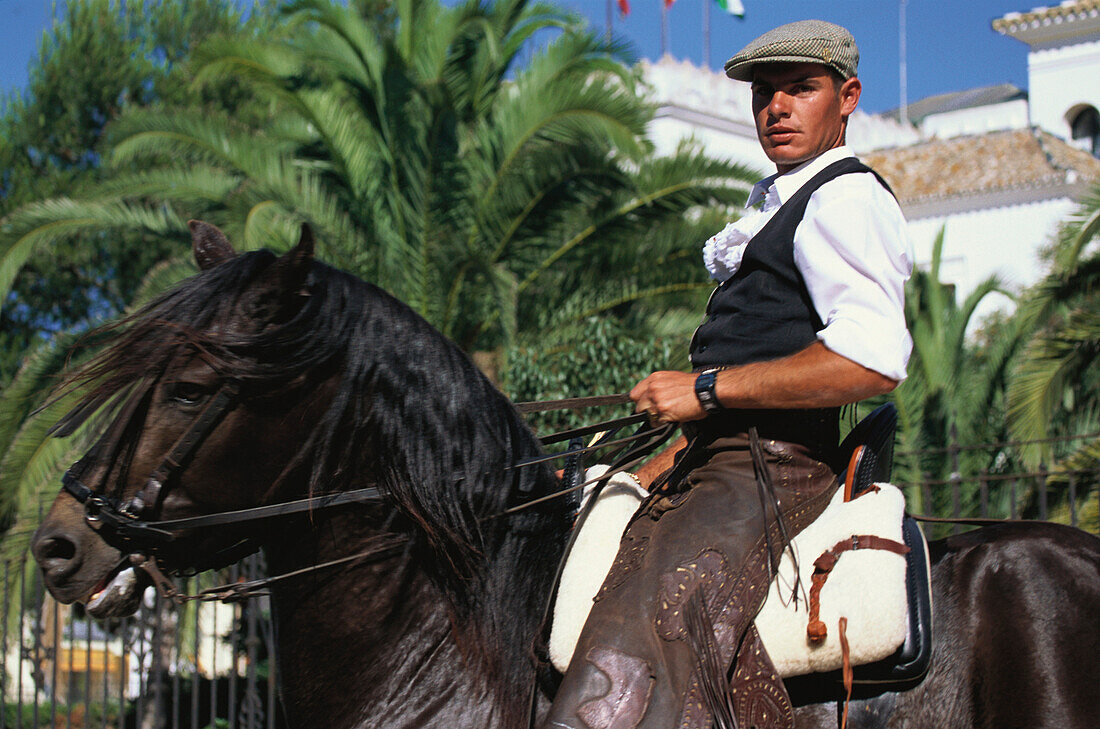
[57,378,673,602]
[63,380,245,551]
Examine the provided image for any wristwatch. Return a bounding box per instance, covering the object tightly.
[694,367,723,414]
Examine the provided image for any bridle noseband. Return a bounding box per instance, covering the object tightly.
[62,380,245,553]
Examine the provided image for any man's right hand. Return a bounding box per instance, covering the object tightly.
[630,371,708,425]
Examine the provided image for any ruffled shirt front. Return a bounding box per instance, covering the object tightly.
[703,188,781,283]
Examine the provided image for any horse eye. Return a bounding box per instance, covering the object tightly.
[167,383,212,407]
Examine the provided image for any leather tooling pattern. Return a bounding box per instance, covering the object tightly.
[655,549,735,643]
[729,626,793,729]
[595,535,650,601]
[660,548,793,729]
[576,646,656,729]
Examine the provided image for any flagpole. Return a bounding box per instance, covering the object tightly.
[606,0,613,42]
[703,0,711,68]
[899,0,908,125]
[661,0,669,57]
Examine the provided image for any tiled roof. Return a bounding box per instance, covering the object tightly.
[994,0,1100,35]
[861,128,1100,206]
[883,85,1026,124]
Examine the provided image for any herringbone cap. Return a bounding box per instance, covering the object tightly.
[724,20,858,82]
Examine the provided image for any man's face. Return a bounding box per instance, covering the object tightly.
[751,62,861,173]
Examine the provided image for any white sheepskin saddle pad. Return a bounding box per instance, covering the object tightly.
[754,481,911,677]
[549,468,916,678]
[549,466,647,672]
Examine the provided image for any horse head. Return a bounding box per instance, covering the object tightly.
[31,221,345,618]
[30,221,566,713]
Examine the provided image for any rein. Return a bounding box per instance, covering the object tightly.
[59,385,667,601]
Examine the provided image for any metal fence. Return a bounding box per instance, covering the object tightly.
[1,438,1096,727]
[1,555,281,729]
[892,430,1100,537]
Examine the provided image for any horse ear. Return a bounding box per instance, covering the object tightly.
[273,223,315,292]
[190,220,237,270]
[244,223,316,325]
[285,223,315,271]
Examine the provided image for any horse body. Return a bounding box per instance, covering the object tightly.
[793,521,1100,729]
[30,224,1100,729]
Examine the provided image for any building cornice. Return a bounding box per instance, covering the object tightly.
[994,0,1100,48]
[901,179,1089,220]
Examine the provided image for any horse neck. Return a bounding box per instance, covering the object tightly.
[262,478,564,729]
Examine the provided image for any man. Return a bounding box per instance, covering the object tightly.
[543,20,912,729]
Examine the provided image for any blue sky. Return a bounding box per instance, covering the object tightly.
[0,0,1033,114]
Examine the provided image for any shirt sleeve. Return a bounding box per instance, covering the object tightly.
[793,173,914,382]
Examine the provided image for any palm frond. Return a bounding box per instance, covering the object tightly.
[130,255,198,307]
[0,198,182,306]
[1008,307,1100,465]
[0,385,89,534]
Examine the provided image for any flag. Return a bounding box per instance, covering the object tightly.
[618,0,630,15]
[716,0,744,17]
[663,0,674,8]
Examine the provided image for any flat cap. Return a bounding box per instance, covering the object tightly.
[724,19,858,82]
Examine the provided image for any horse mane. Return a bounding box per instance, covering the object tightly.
[60,250,568,698]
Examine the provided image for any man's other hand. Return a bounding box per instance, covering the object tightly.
[630,371,707,424]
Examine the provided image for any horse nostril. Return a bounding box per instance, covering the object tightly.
[32,532,81,579]
[37,535,77,562]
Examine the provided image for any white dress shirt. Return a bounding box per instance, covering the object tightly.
[734,146,913,381]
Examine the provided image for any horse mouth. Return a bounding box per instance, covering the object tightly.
[84,565,148,618]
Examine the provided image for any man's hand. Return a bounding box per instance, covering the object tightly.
[630,371,708,424]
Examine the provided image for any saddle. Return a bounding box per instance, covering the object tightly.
[549,404,933,704]
[783,403,933,703]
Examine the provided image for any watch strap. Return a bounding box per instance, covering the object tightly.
[695,368,723,414]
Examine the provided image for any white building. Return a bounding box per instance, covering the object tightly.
[641,0,1100,322]
[995,0,1100,154]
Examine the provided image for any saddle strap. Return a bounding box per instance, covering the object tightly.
[806,535,910,643]
[838,617,852,729]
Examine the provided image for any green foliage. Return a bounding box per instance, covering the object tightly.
[21,0,752,352]
[889,226,1024,518]
[1006,182,1100,516]
[1,700,125,729]
[0,0,273,386]
[506,317,683,433]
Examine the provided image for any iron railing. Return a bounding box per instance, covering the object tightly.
[1,554,281,729]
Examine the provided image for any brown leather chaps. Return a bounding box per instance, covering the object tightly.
[542,432,837,729]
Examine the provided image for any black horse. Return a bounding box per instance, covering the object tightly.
[31,224,1100,729]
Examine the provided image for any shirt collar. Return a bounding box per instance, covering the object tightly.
[746,146,855,209]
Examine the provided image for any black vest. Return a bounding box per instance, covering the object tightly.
[687,157,892,456]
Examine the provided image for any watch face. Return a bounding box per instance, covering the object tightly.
[695,371,721,412]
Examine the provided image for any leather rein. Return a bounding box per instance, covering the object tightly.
[59,383,670,603]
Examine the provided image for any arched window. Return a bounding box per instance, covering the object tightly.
[1071,106,1100,157]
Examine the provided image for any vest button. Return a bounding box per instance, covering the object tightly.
[699,344,708,352]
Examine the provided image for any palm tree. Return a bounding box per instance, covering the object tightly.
[0,0,751,354]
[1007,184,1100,531]
[888,226,1021,518]
[0,0,757,543]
